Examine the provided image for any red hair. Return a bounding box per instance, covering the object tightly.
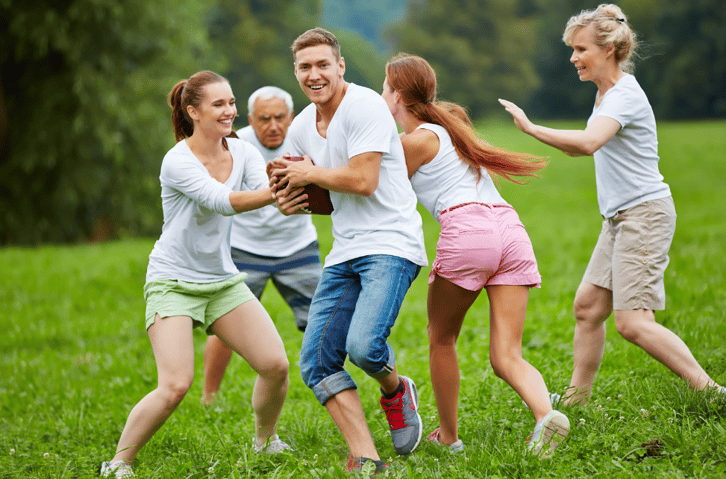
[167,70,238,146]
[385,54,547,184]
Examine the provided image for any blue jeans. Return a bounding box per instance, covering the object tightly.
[300,255,421,405]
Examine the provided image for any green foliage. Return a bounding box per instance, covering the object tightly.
[526,0,726,119]
[207,0,321,126]
[0,0,215,244]
[330,29,387,93]
[385,0,541,119]
[321,0,407,51]
[208,0,387,123]
[1,121,725,477]
[621,0,726,118]
[524,0,602,119]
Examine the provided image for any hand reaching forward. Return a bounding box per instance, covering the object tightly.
[499,99,535,136]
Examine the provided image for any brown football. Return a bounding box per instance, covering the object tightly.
[287,156,334,215]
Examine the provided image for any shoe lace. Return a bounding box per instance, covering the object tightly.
[428,427,441,443]
[380,394,406,430]
[524,433,533,444]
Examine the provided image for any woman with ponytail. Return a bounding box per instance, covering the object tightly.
[101,71,292,478]
[500,4,724,407]
[383,53,569,457]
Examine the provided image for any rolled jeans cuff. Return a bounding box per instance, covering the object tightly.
[354,342,395,380]
[312,370,357,405]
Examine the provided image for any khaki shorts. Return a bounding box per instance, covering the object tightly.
[144,272,255,334]
[583,197,676,310]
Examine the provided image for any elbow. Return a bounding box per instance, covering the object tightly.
[357,180,378,197]
[581,144,598,156]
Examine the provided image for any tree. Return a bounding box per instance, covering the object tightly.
[385,0,541,120]
[0,0,215,244]
[526,0,726,120]
[207,0,321,123]
[621,0,726,118]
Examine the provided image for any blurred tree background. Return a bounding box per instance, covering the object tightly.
[1,0,723,244]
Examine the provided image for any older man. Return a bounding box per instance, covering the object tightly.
[202,86,321,405]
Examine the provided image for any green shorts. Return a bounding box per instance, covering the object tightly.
[144,272,255,334]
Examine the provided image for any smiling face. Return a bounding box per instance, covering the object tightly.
[294,44,345,107]
[187,81,236,138]
[249,96,292,150]
[569,25,613,83]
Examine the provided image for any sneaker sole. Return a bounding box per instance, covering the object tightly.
[402,376,423,454]
[540,413,570,458]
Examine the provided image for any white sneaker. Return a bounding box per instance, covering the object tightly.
[100,460,134,478]
[428,428,465,453]
[254,434,292,454]
[528,410,570,457]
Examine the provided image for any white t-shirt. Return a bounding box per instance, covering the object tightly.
[146,138,269,283]
[287,83,428,267]
[589,73,671,218]
[229,126,318,257]
[410,123,507,220]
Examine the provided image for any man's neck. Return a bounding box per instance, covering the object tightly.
[315,82,349,126]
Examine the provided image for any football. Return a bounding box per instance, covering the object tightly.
[286,156,334,215]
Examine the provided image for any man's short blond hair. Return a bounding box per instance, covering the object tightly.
[291,28,341,61]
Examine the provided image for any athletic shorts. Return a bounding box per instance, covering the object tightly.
[431,203,541,291]
[583,196,676,310]
[144,272,255,334]
[231,241,321,331]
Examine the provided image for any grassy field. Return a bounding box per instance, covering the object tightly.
[1,120,725,478]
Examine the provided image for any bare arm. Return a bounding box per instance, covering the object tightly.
[401,129,439,178]
[271,152,382,197]
[229,188,276,213]
[499,99,621,156]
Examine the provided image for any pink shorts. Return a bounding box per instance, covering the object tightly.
[430,203,541,291]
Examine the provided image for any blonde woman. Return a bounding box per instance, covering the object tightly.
[500,4,724,405]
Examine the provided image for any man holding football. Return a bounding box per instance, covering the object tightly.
[269,28,428,473]
[202,86,322,405]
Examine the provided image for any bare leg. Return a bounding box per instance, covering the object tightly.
[210,300,289,446]
[324,388,379,460]
[111,315,195,464]
[567,282,612,405]
[202,335,234,404]
[614,309,720,391]
[426,275,479,446]
[377,367,401,395]
[487,285,551,422]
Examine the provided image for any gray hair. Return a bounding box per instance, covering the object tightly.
[247,86,294,116]
[563,4,638,74]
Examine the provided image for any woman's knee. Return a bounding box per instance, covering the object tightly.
[160,373,194,406]
[573,296,610,324]
[489,349,521,379]
[573,283,612,323]
[259,355,290,382]
[614,312,646,343]
[427,323,457,348]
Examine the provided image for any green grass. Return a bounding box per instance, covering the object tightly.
[1,119,725,478]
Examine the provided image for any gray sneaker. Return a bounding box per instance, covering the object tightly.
[380,376,422,455]
[100,460,134,478]
[254,434,292,454]
[528,410,570,457]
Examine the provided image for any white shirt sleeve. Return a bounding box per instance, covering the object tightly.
[160,153,236,216]
[239,145,269,191]
[596,78,635,129]
[344,96,393,158]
